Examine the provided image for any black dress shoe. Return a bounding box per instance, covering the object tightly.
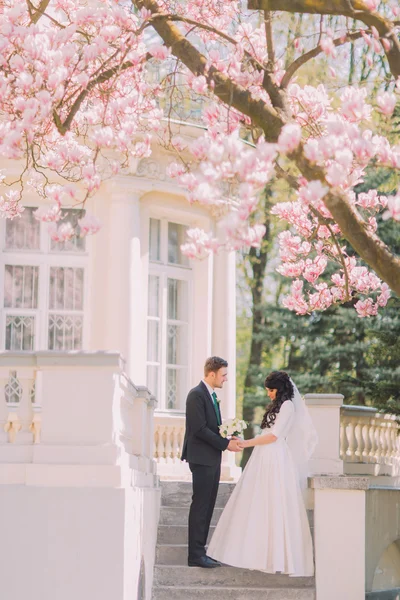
[205,556,222,566]
[188,556,220,568]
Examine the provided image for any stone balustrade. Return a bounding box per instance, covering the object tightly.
[0,351,158,486]
[340,405,400,477]
[154,414,189,479]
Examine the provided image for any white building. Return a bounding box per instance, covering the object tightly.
[1,141,400,600]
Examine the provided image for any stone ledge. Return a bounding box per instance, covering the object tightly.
[310,475,370,490]
[304,393,344,407]
[0,351,125,368]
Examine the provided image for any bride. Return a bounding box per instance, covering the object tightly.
[207,371,317,577]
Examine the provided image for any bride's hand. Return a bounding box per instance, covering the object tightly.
[237,439,249,449]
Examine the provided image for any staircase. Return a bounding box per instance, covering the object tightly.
[152,481,316,600]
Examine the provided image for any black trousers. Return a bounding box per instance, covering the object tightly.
[188,462,221,560]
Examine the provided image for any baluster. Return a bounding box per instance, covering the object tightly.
[178,424,185,459]
[29,411,42,444]
[171,427,178,463]
[346,419,357,462]
[340,419,348,460]
[390,426,398,462]
[4,412,22,443]
[0,371,8,443]
[374,420,382,465]
[368,423,377,464]
[354,420,364,462]
[361,421,371,463]
[18,369,35,444]
[156,425,166,463]
[383,423,391,466]
[165,426,173,463]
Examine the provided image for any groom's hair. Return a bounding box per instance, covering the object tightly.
[204,356,228,375]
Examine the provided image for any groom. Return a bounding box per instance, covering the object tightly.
[181,356,241,568]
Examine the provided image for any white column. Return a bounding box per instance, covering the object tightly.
[105,182,146,381]
[311,476,368,600]
[305,393,344,476]
[190,253,213,386]
[212,247,241,481]
[128,195,147,385]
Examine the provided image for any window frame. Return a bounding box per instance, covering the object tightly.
[0,206,91,351]
[147,215,193,413]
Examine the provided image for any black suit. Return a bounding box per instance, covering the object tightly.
[181,381,229,560]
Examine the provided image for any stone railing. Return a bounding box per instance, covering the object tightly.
[0,352,157,487]
[154,414,189,479]
[340,405,400,477]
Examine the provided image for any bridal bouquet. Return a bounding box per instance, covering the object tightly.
[219,418,247,439]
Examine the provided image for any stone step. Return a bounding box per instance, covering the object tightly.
[152,586,315,600]
[158,506,313,530]
[156,545,188,565]
[161,481,234,508]
[157,525,214,545]
[153,565,315,589]
[159,506,223,527]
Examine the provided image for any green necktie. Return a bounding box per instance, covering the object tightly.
[212,392,221,425]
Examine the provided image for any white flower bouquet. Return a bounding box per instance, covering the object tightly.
[219,418,247,439]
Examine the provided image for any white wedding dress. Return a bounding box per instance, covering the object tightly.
[207,400,314,576]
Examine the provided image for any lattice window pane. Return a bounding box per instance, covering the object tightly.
[4,265,39,309]
[147,365,159,399]
[5,207,40,250]
[48,314,83,350]
[5,316,35,351]
[50,209,86,253]
[147,320,159,362]
[166,368,186,410]
[167,324,187,365]
[167,279,187,321]
[5,371,22,404]
[168,222,189,267]
[149,218,161,262]
[49,267,84,311]
[148,275,160,317]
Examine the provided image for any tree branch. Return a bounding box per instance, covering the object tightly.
[264,11,275,65]
[26,0,52,24]
[281,30,363,88]
[133,0,284,139]
[133,0,400,295]
[248,0,400,79]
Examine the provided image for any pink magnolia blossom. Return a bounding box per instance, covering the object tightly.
[340,88,372,122]
[149,45,170,60]
[320,37,337,58]
[78,213,102,236]
[49,222,75,242]
[277,124,302,154]
[364,0,379,11]
[355,298,378,318]
[376,92,397,116]
[382,194,400,221]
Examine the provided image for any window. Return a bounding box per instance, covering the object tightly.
[0,207,88,351]
[147,218,191,411]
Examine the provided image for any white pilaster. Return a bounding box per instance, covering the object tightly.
[311,476,368,600]
[305,393,344,476]
[212,247,241,481]
[104,182,147,382]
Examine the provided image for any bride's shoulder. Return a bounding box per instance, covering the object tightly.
[280,399,295,413]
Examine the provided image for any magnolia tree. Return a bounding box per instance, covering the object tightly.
[0,0,400,317]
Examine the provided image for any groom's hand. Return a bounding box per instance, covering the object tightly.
[227,440,241,452]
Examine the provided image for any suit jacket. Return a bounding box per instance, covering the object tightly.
[181,381,229,466]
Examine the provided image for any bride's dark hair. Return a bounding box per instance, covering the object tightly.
[260,371,294,430]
